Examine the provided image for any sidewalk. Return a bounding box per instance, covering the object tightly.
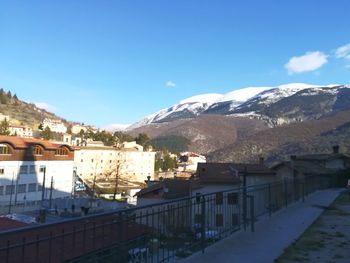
[181,188,342,263]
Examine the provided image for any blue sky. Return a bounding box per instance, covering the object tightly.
[1,0,350,128]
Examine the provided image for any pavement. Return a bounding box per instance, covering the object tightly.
[181,188,343,263]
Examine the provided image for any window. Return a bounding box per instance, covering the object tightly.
[227,193,238,205]
[55,147,68,156]
[32,145,43,155]
[0,186,3,195]
[216,192,223,205]
[38,184,43,191]
[29,165,36,174]
[216,214,223,227]
[0,168,4,174]
[18,184,26,193]
[81,159,83,163]
[91,159,94,163]
[19,165,28,174]
[0,144,12,155]
[28,183,37,192]
[5,185,14,195]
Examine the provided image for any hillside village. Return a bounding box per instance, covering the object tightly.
[0,87,350,262]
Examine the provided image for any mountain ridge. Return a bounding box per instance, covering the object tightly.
[129,83,349,129]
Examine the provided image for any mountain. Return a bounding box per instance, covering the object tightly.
[208,109,350,164]
[0,89,67,129]
[130,83,349,129]
[129,87,270,129]
[128,115,268,154]
[222,83,350,127]
[127,83,350,159]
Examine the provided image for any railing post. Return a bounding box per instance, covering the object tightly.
[6,240,10,263]
[302,181,305,203]
[268,184,272,217]
[35,234,39,261]
[21,237,26,263]
[200,196,206,253]
[242,167,247,231]
[249,196,255,232]
[284,178,288,207]
[49,231,53,263]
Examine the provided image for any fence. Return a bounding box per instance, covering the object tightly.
[0,175,331,263]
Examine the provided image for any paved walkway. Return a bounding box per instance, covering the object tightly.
[181,188,343,263]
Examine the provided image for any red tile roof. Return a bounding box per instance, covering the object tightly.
[0,136,73,150]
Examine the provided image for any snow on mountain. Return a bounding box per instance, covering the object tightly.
[217,86,273,103]
[129,83,348,129]
[128,93,222,129]
[179,93,223,104]
[103,123,130,132]
[253,83,326,105]
[238,83,341,108]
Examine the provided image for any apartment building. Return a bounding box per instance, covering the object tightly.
[74,141,155,185]
[0,136,74,204]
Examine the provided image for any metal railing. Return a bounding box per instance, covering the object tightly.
[0,175,331,263]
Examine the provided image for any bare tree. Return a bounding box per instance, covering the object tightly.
[103,152,130,200]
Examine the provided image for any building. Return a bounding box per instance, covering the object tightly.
[271,146,350,180]
[0,136,74,205]
[0,114,10,122]
[42,118,67,133]
[177,152,206,173]
[71,124,88,135]
[9,125,33,138]
[74,141,155,192]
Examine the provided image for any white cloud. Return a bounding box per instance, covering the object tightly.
[335,43,350,59]
[165,80,176,88]
[284,51,328,75]
[34,102,57,112]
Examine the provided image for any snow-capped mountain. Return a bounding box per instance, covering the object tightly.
[129,83,350,129]
[128,93,222,129]
[129,87,269,129]
[229,83,350,126]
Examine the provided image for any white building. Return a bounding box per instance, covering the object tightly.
[42,118,67,133]
[0,136,74,205]
[9,125,33,138]
[177,152,206,172]
[0,114,10,122]
[71,124,88,135]
[74,141,155,186]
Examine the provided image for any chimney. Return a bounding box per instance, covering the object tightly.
[259,156,264,165]
[333,145,339,154]
[146,176,151,186]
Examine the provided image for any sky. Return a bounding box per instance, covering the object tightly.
[0,0,350,129]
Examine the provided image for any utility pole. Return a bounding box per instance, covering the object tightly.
[49,176,53,209]
[8,173,14,214]
[41,166,46,204]
[14,173,19,206]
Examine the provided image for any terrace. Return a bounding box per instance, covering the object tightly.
[0,175,333,262]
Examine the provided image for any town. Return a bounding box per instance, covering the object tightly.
[1,1,350,262]
[0,113,349,262]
